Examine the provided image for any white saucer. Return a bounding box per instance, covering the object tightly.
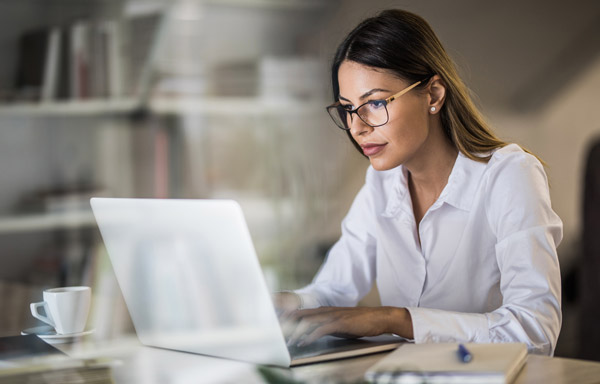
[21,325,95,344]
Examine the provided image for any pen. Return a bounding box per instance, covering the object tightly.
[457,344,473,363]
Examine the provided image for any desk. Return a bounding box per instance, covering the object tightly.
[292,349,600,384]
[15,337,600,383]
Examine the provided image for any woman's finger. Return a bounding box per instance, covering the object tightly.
[299,322,339,346]
[288,315,328,345]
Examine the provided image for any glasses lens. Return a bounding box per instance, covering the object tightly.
[327,106,349,130]
[357,101,388,127]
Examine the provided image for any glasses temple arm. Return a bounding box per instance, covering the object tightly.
[386,80,422,103]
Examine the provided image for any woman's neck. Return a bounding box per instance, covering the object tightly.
[405,126,458,198]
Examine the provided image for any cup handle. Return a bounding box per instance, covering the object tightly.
[30,302,55,327]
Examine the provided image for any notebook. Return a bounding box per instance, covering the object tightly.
[365,342,527,384]
[90,198,403,367]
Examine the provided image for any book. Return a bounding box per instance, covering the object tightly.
[52,20,117,101]
[365,343,527,384]
[70,20,91,99]
[90,22,109,99]
[15,28,52,101]
[41,27,61,102]
[101,20,125,98]
[127,12,162,97]
[56,24,71,100]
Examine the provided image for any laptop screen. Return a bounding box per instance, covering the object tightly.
[91,198,290,366]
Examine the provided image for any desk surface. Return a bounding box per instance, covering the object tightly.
[12,337,600,383]
[292,349,600,384]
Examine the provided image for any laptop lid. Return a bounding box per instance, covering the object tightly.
[90,198,291,367]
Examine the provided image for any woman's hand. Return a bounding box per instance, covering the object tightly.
[285,306,413,347]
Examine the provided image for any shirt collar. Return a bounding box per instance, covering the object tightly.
[381,166,411,219]
[382,151,487,218]
[441,151,487,211]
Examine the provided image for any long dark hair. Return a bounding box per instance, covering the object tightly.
[331,9,509,162]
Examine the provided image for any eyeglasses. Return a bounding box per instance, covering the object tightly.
[326,80,423,131]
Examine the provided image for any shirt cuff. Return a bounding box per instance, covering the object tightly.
[406,307,490,344]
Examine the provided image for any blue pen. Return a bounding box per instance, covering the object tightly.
[457,344,473,363]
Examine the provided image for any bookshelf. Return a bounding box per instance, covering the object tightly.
[0,0,152,338]
[0,0,339,339]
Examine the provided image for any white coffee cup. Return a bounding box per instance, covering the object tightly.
[30,286,91,335]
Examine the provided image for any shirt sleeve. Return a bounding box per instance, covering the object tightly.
[295,181,378,308]
[407,150,562,356]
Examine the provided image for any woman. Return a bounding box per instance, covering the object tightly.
[275,9,562,356]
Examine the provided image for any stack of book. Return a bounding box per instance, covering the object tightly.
[12,14,163,104]
[15,20,125,103]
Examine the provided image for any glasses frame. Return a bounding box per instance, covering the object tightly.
[326,79,424,131]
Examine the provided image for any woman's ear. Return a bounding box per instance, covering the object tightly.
[427,75,446,114]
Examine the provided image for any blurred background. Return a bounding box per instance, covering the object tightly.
[0,0,598,360]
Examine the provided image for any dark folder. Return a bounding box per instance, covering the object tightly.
[0,335,64,361]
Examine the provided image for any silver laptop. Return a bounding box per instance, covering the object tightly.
[90,198,402,367]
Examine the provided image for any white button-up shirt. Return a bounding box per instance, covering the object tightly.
[295,144,562,355]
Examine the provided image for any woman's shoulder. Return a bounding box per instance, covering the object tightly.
[488,143,541,166]
[484,143,545,178]
[479,146,560,241]
[481,143,549,201]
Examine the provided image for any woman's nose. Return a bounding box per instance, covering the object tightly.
[349,115,372,137]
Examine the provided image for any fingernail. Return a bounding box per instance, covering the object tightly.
[296,337,307,347]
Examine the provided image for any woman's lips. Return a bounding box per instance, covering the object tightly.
[361,143,387,156]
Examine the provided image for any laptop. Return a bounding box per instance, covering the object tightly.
[90,198,403,367]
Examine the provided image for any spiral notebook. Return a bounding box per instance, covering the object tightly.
[365,342,527,384]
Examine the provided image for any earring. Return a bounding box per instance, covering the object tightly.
[430,107,436,112]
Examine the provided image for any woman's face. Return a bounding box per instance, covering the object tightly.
[337,60,432,171]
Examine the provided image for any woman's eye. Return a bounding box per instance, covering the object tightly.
[369,100,386,109]
[341,104,354,111]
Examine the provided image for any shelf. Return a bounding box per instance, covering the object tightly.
[0,211,97,234]
[0,96,326,118]
[0,98,140,117]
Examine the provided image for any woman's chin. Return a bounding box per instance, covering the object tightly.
[369,158,400,171]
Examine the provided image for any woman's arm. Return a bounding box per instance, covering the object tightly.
[291,181,379,309]
[285,306,413,346]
